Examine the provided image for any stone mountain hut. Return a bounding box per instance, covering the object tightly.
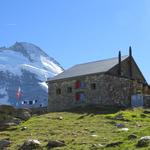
[47,47,150,112]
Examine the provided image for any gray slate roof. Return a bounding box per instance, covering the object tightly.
[48,55,129,82]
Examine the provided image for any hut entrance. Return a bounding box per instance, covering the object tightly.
[131,94,143,107]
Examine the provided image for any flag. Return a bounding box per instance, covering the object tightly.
[16,87,22,100]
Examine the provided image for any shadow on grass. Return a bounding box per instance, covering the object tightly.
[31,105,127,116]
[64,105,126,115]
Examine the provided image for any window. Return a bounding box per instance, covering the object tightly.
[29,101,33,105]
[56,88,61,95]
[75,92,85,102]
[22,101,27,104]
[40,104,43,107]
[75,80,86,89]
[91,83,96,90]
[67,87,72,93]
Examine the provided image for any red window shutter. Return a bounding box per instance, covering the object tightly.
[75,81,80,88]
[75,93,80,101]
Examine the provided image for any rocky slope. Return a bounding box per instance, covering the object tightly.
[0,107,150,149]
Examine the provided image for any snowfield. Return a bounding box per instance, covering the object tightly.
[0,45,63,78]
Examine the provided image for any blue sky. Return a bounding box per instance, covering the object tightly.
[0,0,150,82]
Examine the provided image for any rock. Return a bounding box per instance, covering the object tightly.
[136,123,142,128]
[0,139,11,149]
[92,143,104,148]
[118,128,129,131]
[128,134,137,140]
[0,122,18,130]
[72,132,78,136]
[54,116,63,120]
[143,110,150,114]
[137,136,150,147]
[0,105,15,115]
[21,126,27,131]
[140,113,147,118]
[91,134,98,137]
[90,130,95,133]
[141,136,150,140]
[84,128,89,131]
[77,115,86,119]
[19,139,42,150]
[90,113,94,117]
[116,123,125,128]
[108,121,116,125]
[72,132,78,137]
[131,115,137,118]
[11,117,22,125]
[112,113,129,121]
[114,114,124,120]
[15,108,31,121]
[47,140,66,149]
[57,116,63,120]
[106,141,123,147]
[113,113,129,121]
[0,105,31,130]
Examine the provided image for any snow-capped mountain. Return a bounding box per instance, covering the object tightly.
[0,42,63,108]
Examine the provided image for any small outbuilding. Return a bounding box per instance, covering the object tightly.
[47,47,150,111]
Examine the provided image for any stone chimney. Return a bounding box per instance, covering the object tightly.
[129,46,132,78]
[118,51,121,76]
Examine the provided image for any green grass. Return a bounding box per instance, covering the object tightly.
[1,107,150,149]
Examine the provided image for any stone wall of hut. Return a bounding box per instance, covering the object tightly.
[48,74,141,112]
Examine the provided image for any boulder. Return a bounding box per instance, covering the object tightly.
[128,134,137,140]
[0,122,17,130]
[143,110,150,114]
[15,109,31,121]
[137,136,150,147]
[19,139,42,150]
[47,140,66,149]
[0,105,31,121]
[0,105,16,115]
[0,105,31,130]
[0,139,11,149]
[0,117,21,130]
[140,113,147,118]
[106,141,123,147]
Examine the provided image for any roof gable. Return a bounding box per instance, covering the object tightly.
[48,55,128,81]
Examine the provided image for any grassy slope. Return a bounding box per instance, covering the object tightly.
[0,107,150,150]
